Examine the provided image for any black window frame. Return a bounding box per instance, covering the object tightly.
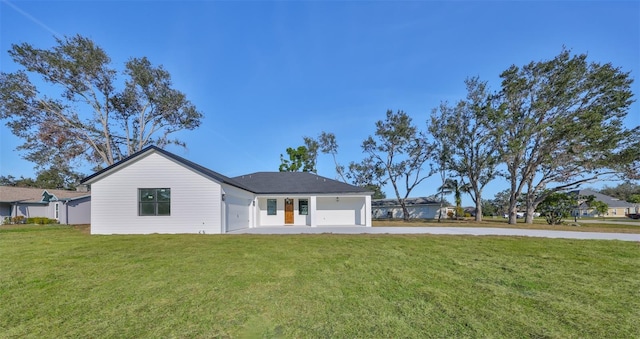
[299,199,308,215]
[267,199,277,215]
[139,188,171,216]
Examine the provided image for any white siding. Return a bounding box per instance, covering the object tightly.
[256,195,370,227]
[316,196,366,226]
[373,205,443,219]
[90,152,222,234]
[256,197,311,226]
[257,197,288,226]
[222,184,254,232]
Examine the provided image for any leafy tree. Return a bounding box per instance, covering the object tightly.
[491,48,636,224]
[437,178,469,217]
[491,189,524,217]
[0,34,203,172]
[302,136,320,173]
[429,77,501,221]
[34,167,82,189]
[279,146,315,172]
[429,102,454,222]
[318,132,347,182]
[359,110,433,221]
[363,184,386,199]
[480,199,498,217]
[0,175,35,187]
[346,158,386,198]
[303,131,347,181]
[0,167,80,190]
[590,200,609,220]
[598,182,640,202]
[537,192,577,225]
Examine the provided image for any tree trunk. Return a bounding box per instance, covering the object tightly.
[525,204,536,224]
[475,199,483,222]
[507,185,519,225]
[400,200,410,221]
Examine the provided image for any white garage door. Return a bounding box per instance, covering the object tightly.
[226,196,251,232]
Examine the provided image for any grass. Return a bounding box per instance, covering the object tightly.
[373,217,640,234]
[1,225,639,338]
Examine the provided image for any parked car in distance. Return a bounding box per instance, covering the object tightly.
[502,212,540,218]
[504,212,525,218]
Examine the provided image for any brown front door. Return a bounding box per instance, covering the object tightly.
[284,199,294,224]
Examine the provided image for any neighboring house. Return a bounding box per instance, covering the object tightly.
[570,189,635,218]
[81,146,372,235]
[372,197,451,219]
[0,186,91,224]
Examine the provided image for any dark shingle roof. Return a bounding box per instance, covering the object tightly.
[232,172,371,194]
[372,197,440,207]
[81,146,369,195]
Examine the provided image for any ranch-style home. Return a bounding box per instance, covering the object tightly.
[81,146,372,234]
[0,186,91,225]
[571,189,636,218]
[372,197,451,219]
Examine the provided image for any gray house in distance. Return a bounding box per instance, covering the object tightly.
[0,186,91,224]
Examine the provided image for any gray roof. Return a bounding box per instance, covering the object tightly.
[571,189,635,208]
[82,146,369,195]
[0,186,90,203]
[372,197,441,207]
[232,172,371,195]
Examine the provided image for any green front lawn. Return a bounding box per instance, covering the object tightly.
[373,218,640,233]
[1,225,638,338]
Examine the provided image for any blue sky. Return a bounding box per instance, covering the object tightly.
[1,0,639,206]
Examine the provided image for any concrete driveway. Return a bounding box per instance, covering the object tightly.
[577,219,640,226]
[228,226,640,241]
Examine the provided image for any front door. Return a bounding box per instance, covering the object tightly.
[284,198,294,224]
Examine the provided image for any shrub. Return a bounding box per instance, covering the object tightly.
[11,216,25,224]
[447,211,454,219]
[25,217,59,225]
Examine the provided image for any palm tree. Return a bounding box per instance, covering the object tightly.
[438,178,470,218]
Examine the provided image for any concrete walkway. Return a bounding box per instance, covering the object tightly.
[228,226,640,241]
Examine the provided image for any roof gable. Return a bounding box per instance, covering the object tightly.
[81,146,251,191]
[81,147,369,195]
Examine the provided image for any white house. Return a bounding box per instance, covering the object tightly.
[81,146,372,234]
[0,186,91,225]
[372,197,451,219]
